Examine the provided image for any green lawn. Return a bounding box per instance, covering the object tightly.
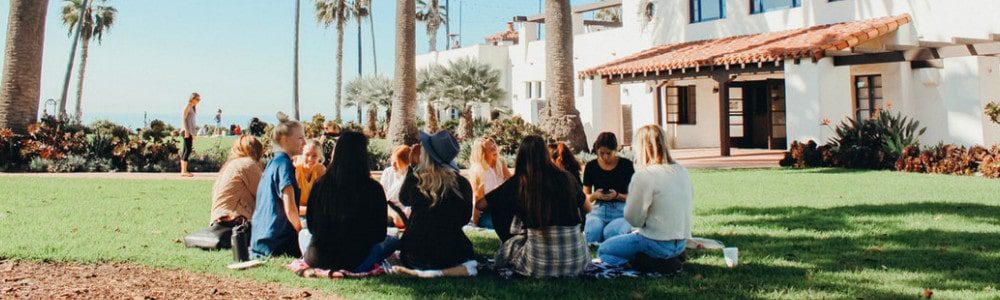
[166,135,239,154]
[1,169,998,299]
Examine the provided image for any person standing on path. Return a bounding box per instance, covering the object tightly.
[215,108,223,136]
[180,93,201,177]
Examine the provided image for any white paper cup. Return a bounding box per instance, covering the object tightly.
[387,227,400,237]
[723,247,739,268]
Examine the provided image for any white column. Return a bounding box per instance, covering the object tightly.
[783,57,852,148]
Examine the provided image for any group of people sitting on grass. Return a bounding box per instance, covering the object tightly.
[207,113,693,278]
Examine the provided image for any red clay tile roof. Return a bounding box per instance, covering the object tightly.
[485,28,518,44]
[579,14,911,78]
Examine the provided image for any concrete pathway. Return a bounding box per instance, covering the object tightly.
[0,148,783,181]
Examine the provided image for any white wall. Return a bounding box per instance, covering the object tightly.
[784,57,852,146]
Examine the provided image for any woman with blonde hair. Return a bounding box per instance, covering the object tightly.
[209,135,264,225]
[295,139,327,216]
[468,137,512,229]
[250,113,307,258]
[598,124,692,272]
[393,131,477,278]
[180,92,201,177]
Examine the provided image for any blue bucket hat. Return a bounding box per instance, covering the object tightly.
[419,130,461,171]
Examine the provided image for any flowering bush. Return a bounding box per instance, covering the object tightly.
[0,128,25,171]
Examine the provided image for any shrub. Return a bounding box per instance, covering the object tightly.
[367,139,391,171]
[484,116,549,156]
[304,114,327,138]
[90,119,133,139]
[142,119,170,142]
[114,135,180,172]
[20,116,88,161]
[981,146,1000,178]
[875,111,925,157]
[780,140,833,168]
[830,117,891,169]
[986,102,1000,125]
[28,155,110,173]
[0,128,25,171]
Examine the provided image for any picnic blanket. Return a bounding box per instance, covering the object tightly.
[286,259,390,279]
[478,259,682,280]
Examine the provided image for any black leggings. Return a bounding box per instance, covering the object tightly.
[181,136,193,161]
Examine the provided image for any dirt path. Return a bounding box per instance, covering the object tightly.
[0,260,338,300]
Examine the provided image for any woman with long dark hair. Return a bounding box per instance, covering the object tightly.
[478,136,591,277]
[548,142,582,183]
[301,131,398,271]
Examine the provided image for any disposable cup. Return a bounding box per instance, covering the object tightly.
[723,247,739,268]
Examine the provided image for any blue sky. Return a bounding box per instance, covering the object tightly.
[0,0,593,126]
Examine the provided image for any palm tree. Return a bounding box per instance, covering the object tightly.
[594,0,621,22]
[415,0,447,52]
[345,75,393,136]
[540,0,588,152]
[293,0,301,120]
[351,0,371,121]
[388,0,419,146]
[434,58,503,140]
[61,0,116,122]
[315,0,352,121]
[416,67,441,133]
[0,0,50,133]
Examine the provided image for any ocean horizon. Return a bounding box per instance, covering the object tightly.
[58,112,361,130]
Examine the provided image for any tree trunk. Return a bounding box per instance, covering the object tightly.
[540,0,588,152]
[356,103,363,124]
[0,0,49,134]
[382,107,392,137]
[366,105,378,136]
[293,0,301,121]
[424,101,439,133]
[369,14,378,73]
[335,20,345,121]
[388,0,419,146]
[73,37,90,122]
[427,21,439,52]
[457,106,473,140]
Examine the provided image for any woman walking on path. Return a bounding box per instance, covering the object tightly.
[209,135,264,225]
[479,136,591,277]
[598,125,692,269]
[301,131,398,271]
[250,113,306,258]
[582,132,635,245]
[180,93,201,177]
[393,131,478,278]
[468,137,512,229]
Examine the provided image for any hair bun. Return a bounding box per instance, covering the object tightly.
[276,112,291,123]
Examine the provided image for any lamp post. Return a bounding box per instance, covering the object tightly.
[44,99,57,117]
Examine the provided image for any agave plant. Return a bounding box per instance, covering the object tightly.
[875,110,926,157]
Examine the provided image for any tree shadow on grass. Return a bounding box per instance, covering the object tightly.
[700,202,1000,294]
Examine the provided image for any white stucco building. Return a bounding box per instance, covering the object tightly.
[417,0,1000,155]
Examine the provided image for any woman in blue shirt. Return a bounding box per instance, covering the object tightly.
[250,113,306,258]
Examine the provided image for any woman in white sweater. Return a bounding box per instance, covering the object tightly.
[597,124,693,267]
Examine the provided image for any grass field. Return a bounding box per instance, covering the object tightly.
[1,169,998,299]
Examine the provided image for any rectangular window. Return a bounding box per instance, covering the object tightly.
[854,75,883,121]
[750,0,800,14]
[534,81,544,99]
[525,82,532,99]
[622,104,633,145]
[691,0,725,23]
[665,86,697,125]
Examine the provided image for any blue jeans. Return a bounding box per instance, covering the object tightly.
[584,202,631,243]
[477,211,494,229]
[353,235,400,273]
[598,233,686,266]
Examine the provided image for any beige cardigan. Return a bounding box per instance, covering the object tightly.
[623,163,693,241]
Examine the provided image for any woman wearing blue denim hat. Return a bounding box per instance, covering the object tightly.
[392,131,478,278]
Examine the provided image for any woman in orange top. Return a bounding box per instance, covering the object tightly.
[295,139,326,216]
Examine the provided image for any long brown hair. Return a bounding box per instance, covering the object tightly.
[228,135,264,162]
[516,135,576,227]
[183,92,200,117]
[547,142,581,178]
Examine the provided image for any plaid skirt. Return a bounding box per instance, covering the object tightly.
[495,219,589,278]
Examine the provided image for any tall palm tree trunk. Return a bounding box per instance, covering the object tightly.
[73,38,91,121]
[0,0,50,133]
[540,0,588,152]
[388,0,418,146]
[369,14,377,73]
[365,105,378,136]
[457,105,473,140]
[427,21,439,52]
[293,0,301,121]
[424,101,439,133]
[335,20,345,121]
